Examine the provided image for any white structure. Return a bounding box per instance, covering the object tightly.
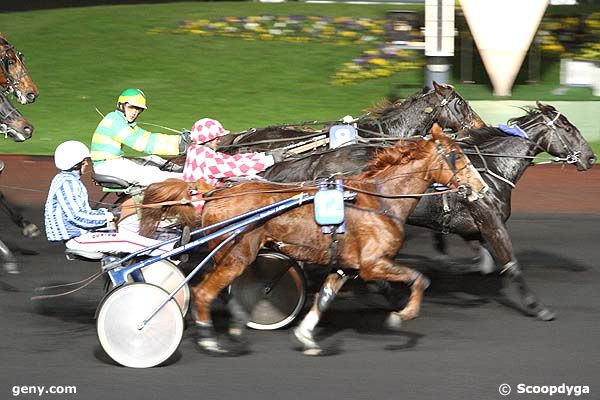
[461,0,548,96]
[560,59,600,96]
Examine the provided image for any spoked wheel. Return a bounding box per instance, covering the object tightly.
[97,283,183,368]
[230,251,306,330]
[141,259,190,317]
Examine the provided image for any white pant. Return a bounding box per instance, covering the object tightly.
[94,158,183,186]
[66,230,174,257]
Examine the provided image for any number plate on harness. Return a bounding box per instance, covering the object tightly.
[314,188,345,226]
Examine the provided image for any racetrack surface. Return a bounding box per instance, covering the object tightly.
[0,158,598,400]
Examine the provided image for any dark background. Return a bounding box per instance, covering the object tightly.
[0,0,200,13]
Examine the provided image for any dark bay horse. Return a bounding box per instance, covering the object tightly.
[0,32,38,104]
[219,82,485,154]
[0,90,34,142]
[263,102,596,321]
[142,126,489,355]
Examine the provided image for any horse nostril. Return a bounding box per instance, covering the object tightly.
[26,93,36,102]
[24,126,33,135]
[589,155,597,166]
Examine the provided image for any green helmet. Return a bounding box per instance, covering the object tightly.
[117,88,147,109]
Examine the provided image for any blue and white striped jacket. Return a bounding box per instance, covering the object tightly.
[44,171,108,241]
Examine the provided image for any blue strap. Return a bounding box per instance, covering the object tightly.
[496,124,528,139]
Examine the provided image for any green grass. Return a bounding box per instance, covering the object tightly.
[0,2,598,155]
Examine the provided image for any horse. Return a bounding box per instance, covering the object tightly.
[0,90,34,142]
[0,32,38,104]
[141,125,489,355]
[219,82,485,154]
[0,34,39,274]
[262,102,596,321]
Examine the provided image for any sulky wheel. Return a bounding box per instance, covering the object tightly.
[230,251,307,330]
[97,283,183,368]
[141,259,190,317]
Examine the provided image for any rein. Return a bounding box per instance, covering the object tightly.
[31,270,105,300]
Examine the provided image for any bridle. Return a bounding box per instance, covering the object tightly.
[428,89,480,134]
[0,40,27,96]
[517,109,581,165]
[432,140,473,197]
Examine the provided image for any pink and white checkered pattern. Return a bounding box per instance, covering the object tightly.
[182,145,275,187]
[190,118,230,144]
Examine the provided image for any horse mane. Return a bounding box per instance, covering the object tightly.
[459,126,509,147]
[361,138,427,177]
[461,104,548,147]
[139,178,199,237]
[507,105,543,127]
[364,90,426,120]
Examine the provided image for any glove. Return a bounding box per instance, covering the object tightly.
[179,129,192,154]
[341,115,355,124]
[269,149,286,163]
[104,211,115,224]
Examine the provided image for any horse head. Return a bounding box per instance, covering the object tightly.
[364,83,485,139]
[426,123,488,201]
[0,32,38,104]
[427,81,486,136]
[0,91,34,142]
[510,102,596,171]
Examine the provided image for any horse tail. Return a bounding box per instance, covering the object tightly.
[139,178,197,237]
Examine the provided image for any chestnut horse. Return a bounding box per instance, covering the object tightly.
[141,125,489,355]
[262,102,596,321]
[0,32,38,104]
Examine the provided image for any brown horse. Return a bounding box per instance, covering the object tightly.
[0,32,38,104]
[142,125,488,355]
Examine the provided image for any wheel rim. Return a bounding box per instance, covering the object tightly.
[97,283,183,368]
[141,260,190,316]
[230,252,306,330]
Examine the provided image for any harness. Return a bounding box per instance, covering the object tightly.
[0,41,26,95]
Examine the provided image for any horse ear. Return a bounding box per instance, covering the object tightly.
[430,123,443,139]
[433,81,441,92]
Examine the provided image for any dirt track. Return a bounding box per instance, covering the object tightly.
[0,155,598,400]
[1,155,598,212]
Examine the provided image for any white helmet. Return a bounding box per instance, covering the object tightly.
[54,140,90,170]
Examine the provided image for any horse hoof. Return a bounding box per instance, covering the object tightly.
[537,308,556,321]
[22,223,41,238]
[3,262,20,275]
[384,312,403,331]
[291,327,324,355]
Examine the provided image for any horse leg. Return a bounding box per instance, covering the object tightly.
[0,239,19,275]
[359,257,430,329]
[192,240,259,356]
[474,211,555,321]
[292,270,349,356]
[0,191,40,237]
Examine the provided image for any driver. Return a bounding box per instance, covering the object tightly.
[90,88,189,186]
[182,118,281,186]
[45,141,185,257]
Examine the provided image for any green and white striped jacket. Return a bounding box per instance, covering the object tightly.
[90,110,180,165]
